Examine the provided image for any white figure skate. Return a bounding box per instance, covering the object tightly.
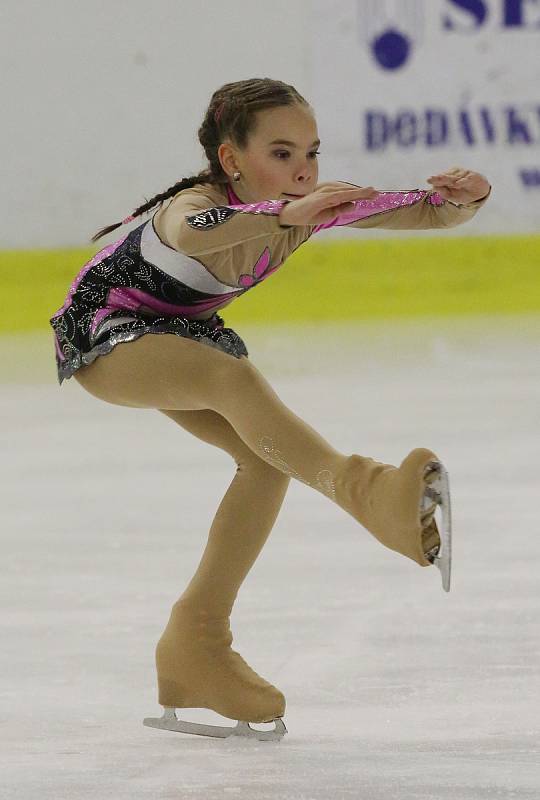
[143,707,287,742]
[422,460,452,592]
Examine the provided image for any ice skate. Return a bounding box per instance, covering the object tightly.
[334,447,452,591]
[143,600,287,742]
[143,707,287,741]
[421,460,452,592]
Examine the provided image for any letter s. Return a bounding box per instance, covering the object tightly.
[443,0,488,31]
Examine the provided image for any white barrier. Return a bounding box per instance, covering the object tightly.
[2,0,538,246]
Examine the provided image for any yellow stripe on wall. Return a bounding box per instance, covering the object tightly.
[1,234,539,333]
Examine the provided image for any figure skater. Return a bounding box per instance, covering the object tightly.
[49,78,491,742]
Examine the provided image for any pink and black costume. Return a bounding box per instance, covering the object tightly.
[49,181,489,385]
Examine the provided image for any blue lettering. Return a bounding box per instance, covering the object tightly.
[503,0,540,26]
[365,112,389,151]
[363,106,539,151]
[506,108,533,143]
[505,0,524,25]
[425,110,449,146]
[443,0,487,31]
[442,0,540,29]
[458,110,476,145]
[479,107,497,143]
[519,168,540,186]
[395,111,417,147]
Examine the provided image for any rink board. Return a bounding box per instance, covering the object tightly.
[1,234,539,333]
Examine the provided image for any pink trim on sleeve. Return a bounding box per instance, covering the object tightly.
[312,190,445,232]
[225,184,288,216]
[227,199,288,215]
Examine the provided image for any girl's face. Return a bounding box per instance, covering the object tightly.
[218,104,320,203]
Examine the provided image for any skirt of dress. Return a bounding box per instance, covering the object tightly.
[50,311,249,386]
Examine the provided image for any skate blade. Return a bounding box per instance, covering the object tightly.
[143,707,287,742]
[422,461,452,593]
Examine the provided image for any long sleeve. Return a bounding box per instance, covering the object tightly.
[159,188,292,257]
[153,183,301,289]
[310,186,492,234]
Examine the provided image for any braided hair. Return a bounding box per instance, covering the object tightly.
[91,78,308,243]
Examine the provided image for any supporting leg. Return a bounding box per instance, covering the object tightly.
[152,407,291,729]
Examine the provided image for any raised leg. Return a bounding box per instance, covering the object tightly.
[74,333,443,568]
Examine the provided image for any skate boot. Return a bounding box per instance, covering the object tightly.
[143,599,287,741]
[334,447,452,590]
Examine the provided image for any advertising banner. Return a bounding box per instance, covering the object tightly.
[308,0,540,236]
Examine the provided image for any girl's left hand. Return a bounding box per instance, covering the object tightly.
[427,168,491,204]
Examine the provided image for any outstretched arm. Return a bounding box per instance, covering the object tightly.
[160,189,293,257]
[309,169,491,233]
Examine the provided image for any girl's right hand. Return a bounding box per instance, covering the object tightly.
[279,182,380,226]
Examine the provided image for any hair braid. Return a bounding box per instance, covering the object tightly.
[91,78,309,243]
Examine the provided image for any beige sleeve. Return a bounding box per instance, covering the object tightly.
[311,187,492,232]
[159,191,292,257]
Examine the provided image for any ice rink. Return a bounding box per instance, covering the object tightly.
[2,314,539,799]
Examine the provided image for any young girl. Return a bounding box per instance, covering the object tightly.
[49,78,491,742]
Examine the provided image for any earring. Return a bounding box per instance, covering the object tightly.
[233,171,241,181]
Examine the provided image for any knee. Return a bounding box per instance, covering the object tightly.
[237,455,292,491]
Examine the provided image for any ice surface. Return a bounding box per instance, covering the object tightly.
[1,315,539,799]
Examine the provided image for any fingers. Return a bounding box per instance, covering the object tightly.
[338,187,379,202]
[318,186,379,207]
[317,181,378,194]
[428,167,472,185]
[339,186,379,198]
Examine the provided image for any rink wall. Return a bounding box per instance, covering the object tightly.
[2,0,539,250]
[2,234,539,334]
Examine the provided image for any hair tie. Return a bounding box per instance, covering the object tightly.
[214,102,225,124]
[122,214,135,225]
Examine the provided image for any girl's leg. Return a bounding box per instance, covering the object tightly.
[158,407,290,620]
[152,407,290,722]
[74,332,440,567]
